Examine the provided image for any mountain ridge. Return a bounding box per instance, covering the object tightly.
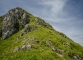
[0,7,83,60]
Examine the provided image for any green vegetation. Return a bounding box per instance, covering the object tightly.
[0,7,83,60]
[0,16,4,28]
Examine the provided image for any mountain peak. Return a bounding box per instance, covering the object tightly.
[0,7,53,40]
[1,7,31,39]
[0,7,83,60]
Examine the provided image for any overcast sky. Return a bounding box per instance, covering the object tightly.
[0,0,83,46]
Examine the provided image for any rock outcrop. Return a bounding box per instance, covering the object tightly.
[0,7,30,39]
[35,17,46,27]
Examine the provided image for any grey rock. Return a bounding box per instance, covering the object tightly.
[21,24,31,35]
[21,45,26,50]
[15,9,18,13]
[55,49,64,55]
[1,7,30,39]
[3,30,10,40]
[22,13,30,25]
[13,47,19,53]
[23,13,27,19]
[50,46,56,51]
[2,28,16,39]
[46,41,64,55]
[35,17,46,27]
[26,44,32,50]
[74,55,82,60]
[21,44,32,51]
[24,24,30,32]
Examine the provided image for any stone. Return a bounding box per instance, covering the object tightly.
[13,47,19,53]
[35,17,46,27]
[22,13,30,25]
[22,24,31,34]
[15,9,18,13]
[50,46,56,51]
[20,24,33,37]
[1,7,31,39]
[3,30,10,40]
[2,28,16,40]
[21,45,26,50]
[57,49,64,55]
[74,55,82,60]
[21,44,32,51]
[26,44,32,50]
[24,24,29,32]
[23,13,27,19]
[9,9,15,15]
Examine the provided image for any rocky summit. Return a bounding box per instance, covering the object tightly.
[0,7,83,60]
[1,7,30,39]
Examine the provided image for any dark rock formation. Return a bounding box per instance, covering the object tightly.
[0,7,30,39]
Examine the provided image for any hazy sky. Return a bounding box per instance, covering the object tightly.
[0,0,83,46]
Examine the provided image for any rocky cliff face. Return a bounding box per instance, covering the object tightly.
[1,7,30,39]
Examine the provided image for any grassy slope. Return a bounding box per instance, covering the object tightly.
[0,9,83,60]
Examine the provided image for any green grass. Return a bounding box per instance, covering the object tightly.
[0,25,83,60]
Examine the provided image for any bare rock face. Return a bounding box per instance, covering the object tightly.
[1,7,30,39]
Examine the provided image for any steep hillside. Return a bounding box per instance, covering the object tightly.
[0,7,83,60]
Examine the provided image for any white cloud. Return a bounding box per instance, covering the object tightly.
[39,0,67,16]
